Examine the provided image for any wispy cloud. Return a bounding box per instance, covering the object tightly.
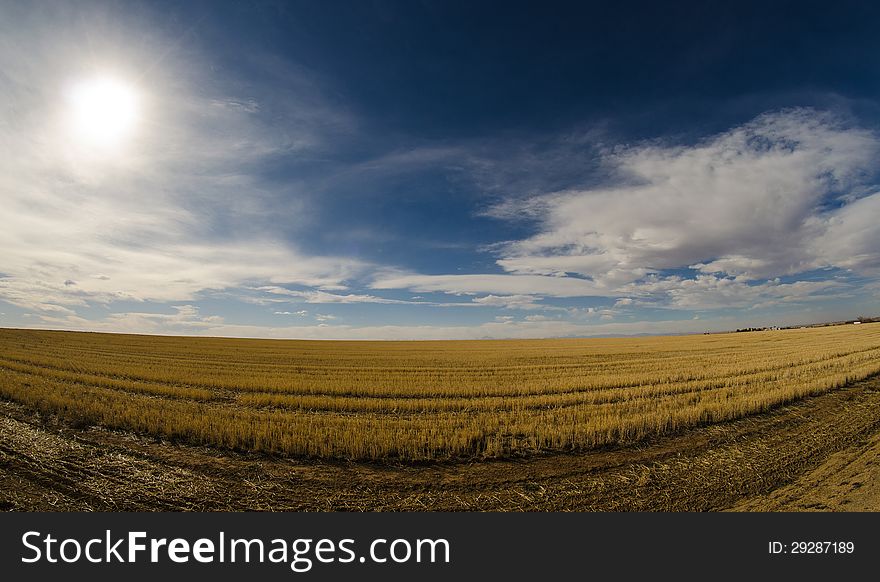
[254,285,568,312]
[34,305,224,334]
[370,272,604,297]
[492,110,879,290]
[2,2,877,340]
[375,110,880,313]
[256,286,413,305]
[617,275,849,311]
[0,3,364,317]
[470,294,547,310]
[22,311,748,340]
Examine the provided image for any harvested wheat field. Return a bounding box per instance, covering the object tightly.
[2,324,880,511]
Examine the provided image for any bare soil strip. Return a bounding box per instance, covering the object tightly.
[2,375,880,511]
[730,423,880,511]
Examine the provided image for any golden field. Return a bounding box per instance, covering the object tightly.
[1,324,879,460]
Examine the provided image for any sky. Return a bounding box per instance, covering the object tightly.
[1,0,880,339]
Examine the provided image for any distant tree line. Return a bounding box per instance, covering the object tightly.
[733,316,879,333]
[735,327,780,332]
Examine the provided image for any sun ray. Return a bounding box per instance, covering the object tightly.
[65,76,139,148]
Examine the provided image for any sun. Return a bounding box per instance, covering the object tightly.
[66,76,140,148]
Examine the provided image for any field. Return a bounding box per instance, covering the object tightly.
[2,324,880,510]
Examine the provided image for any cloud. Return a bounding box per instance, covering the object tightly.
[364,110,880,314]
[816,191,880,274]
[0,242,366,312]
[33,305,224,333]
[370,272,604,297]
[256,286,412,304]
[524,314,553,322]
[24,312,737,340]
[255,285,566,311]
[471,294,545,310]
[3,4,877,343]
[492,109,879,287]
[0,4,364,316]
[617,275,848,310]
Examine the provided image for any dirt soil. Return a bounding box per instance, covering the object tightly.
[2,376,880,511]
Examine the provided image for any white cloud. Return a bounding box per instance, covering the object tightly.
[33,305,224,334]
[471,294,545,310]
[24,313,742,340]
[256,286,411,304]
[492,109,879,288]
[816,191,880,274]
[0,5,364,316]
[0,242,365,311]
[617,274,847,310]
[374,110,880,313]
[255,285,567,311]
[371,272,604,297]
[524,314,553,322]
[3,7,877,343]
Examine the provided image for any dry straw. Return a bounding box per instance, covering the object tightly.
[1,324,878,460]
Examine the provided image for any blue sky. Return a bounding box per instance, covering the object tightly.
[1,0,880,339]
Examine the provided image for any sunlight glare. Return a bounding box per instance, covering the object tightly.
[66,76,139,148]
